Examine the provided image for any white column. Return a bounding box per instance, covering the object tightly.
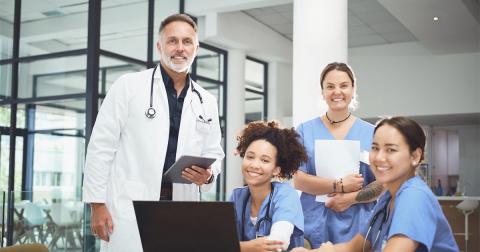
[226,49,246,198]
[292,0,348,126]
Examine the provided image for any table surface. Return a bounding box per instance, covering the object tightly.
[437,196,480,201]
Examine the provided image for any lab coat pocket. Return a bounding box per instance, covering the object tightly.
[113,179,148,221]
[195,119,211,134]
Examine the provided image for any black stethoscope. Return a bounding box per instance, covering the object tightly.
[363,199,391,252]
[145,65,212,124]
[241,184,274,240]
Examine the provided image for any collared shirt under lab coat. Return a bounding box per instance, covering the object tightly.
[82,67,225,252]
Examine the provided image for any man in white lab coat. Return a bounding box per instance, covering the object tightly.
[82,14,225,251]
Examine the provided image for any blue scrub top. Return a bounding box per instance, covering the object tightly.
[229,182,304,250]
[360,176,459,252]
[297,117,375,248]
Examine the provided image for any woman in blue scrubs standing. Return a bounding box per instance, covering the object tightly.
[293,62,384,248]
[230,121,307,251]
[292,117,458,252]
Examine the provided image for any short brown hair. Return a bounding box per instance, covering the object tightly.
[320,62,355,89]
[235,121,307,179]
[159,13,197,34]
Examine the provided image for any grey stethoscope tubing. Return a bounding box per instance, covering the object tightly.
[241,184,274,240]
[145,65,209,121]
[362,202,389,252]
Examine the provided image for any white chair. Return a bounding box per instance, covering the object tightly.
[456,200,479,252]
[14,201,47,244]
[48,201,83,251]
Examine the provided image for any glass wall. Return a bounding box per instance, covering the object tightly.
[194,44,227,201]
[18,56,87,99]
[0,0,230,249]
[0,0,14,60]
[0,64,12,101]
[0,0,91,248]
[244,57,268,122]
[19,0,88,57]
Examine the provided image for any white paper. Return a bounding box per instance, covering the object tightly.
[360,150,370,165]
[314,140,360,202]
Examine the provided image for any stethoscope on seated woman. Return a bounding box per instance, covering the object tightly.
[145,65,212,124]
[241,184,274,240]
[363,200,391,252]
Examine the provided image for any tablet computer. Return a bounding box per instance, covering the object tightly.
[163,155,216,184]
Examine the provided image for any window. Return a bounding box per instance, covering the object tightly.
[245,57,268,122]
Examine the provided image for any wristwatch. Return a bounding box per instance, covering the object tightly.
[205,174,215,184]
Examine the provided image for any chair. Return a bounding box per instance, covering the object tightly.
[0,243,49,252]
[456,200,479,252]
[14,202,47,244]
[48,202,83,251]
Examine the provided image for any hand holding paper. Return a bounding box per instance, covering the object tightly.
[340,173,364,193]
[314,140,361,202]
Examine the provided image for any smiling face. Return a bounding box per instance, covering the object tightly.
[370,124,421,192]
[321,70,354,112]
[242,139,280,187]
[157,21,198,73]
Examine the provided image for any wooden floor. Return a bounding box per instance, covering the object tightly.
[439,200,479,252]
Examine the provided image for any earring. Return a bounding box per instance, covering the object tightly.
[412,161,417,166]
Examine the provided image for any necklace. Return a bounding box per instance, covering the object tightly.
[325,112,351,125]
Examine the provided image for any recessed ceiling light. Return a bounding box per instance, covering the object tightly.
[433,16,439,21]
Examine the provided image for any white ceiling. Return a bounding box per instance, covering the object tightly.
[243,0,418,47]
[242,0,480,52]
[0,0,478,54]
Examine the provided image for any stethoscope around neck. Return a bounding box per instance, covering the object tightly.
[363,199,390,252]
[145,65,212,124]
[241,184,274,240]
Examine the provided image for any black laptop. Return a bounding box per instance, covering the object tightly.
[133,201,240,252]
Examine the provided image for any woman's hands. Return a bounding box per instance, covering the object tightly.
[240,237,284,252]
[325,193,355,212]
[339,174,364,193]
[325,173,364,212]
[291,241,336,252]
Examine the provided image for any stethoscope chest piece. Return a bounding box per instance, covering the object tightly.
[145,107,156,119]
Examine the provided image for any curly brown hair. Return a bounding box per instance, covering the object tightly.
[236,120,307,179]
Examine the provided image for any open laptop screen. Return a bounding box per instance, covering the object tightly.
[133,201,240,252]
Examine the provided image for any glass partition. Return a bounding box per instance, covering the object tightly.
[10,190,84,251]
[18,55,87,99]
[0,132,24,196]
[99,56,145,95]
[245,90,264,122]
[245,58,265,92]
[0,191,4,247]
[101,0,148,61]
[0,64,12,101]
[0,105,11,127]
[0,0,14,60]
[196,79,224,117]
[196,47,225,82]
[19,0,88,57]
[244,57,267,122]
[17,99,86,201]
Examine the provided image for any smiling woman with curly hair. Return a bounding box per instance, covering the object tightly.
[230,120,307,252]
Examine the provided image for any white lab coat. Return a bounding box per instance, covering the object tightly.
[82,67,225,252]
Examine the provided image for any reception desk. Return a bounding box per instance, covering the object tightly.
[437,196,480,251]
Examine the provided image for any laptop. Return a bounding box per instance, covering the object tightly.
[133,201,240,252]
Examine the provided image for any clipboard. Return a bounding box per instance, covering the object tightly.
[163,155,216,184]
